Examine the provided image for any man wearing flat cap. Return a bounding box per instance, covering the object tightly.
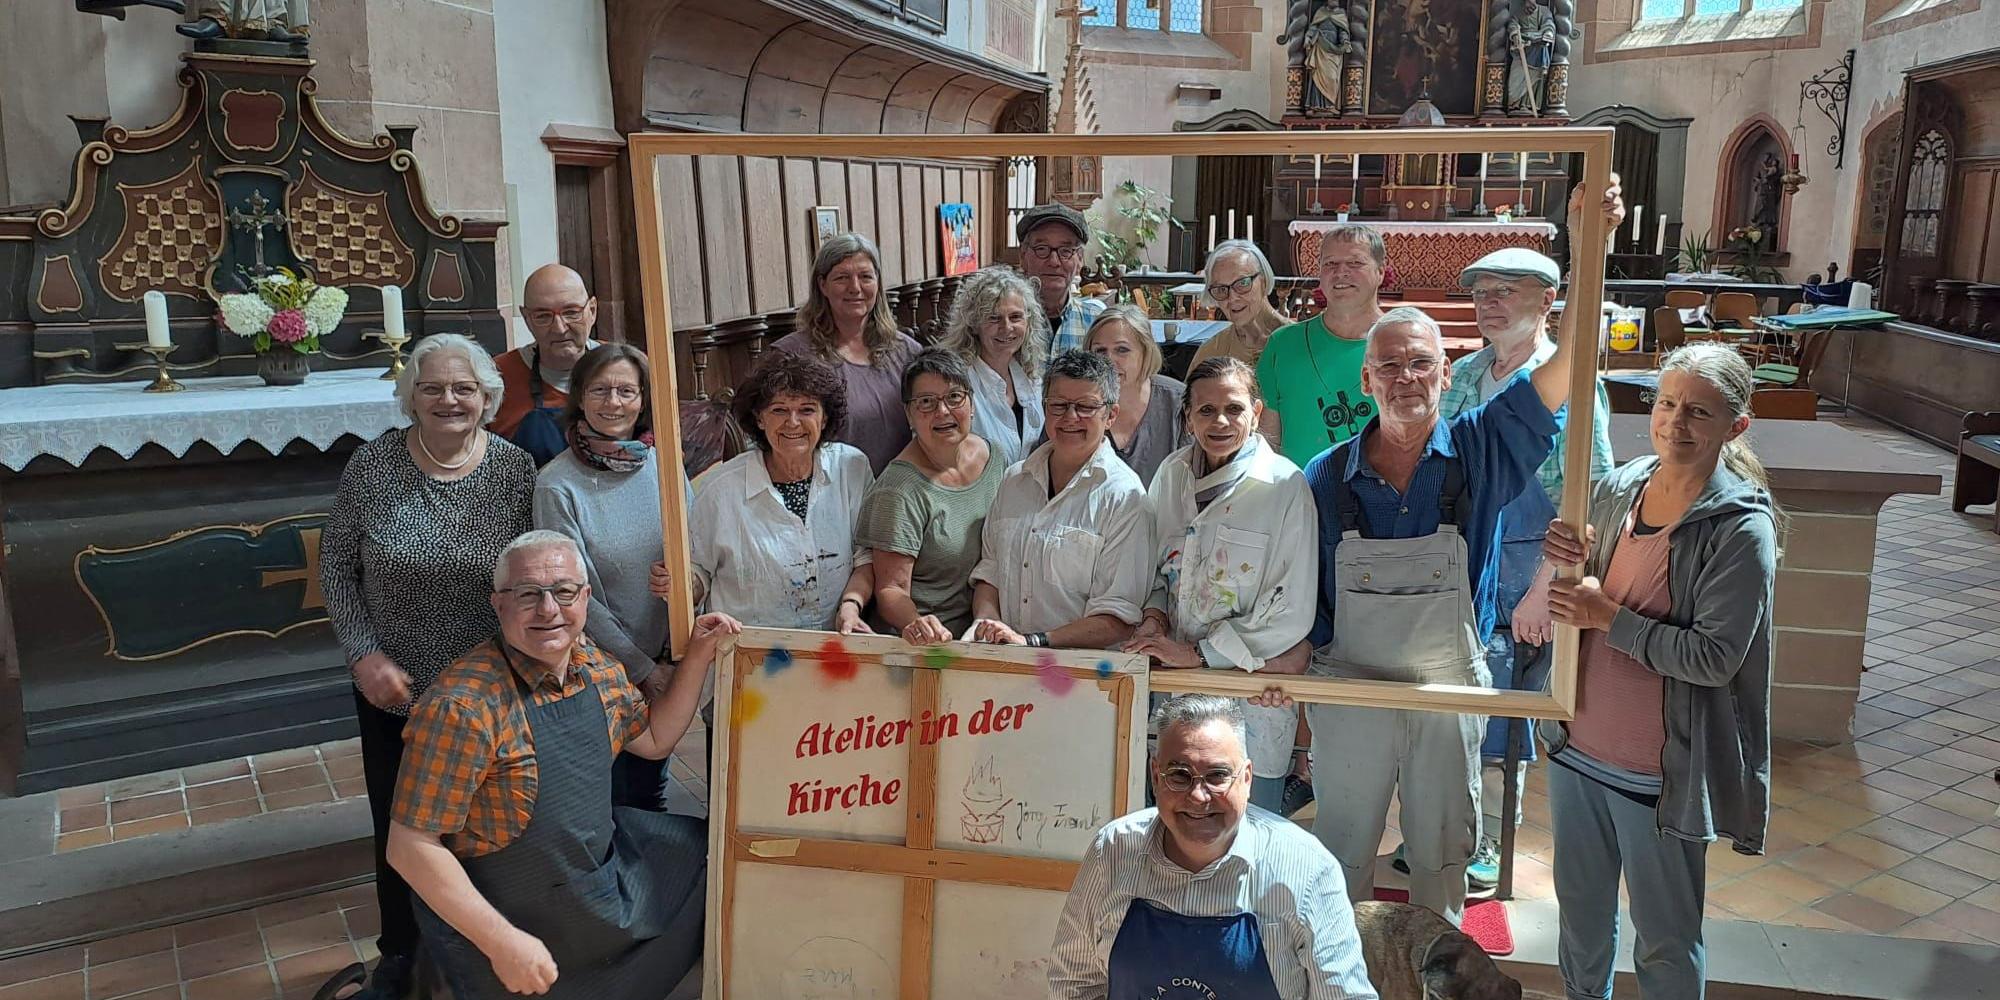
[1431,246,1615,892]
[1016,204,1104,353]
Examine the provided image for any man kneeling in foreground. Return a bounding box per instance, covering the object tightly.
[1048,693,1379,998]
[388,529,737,998]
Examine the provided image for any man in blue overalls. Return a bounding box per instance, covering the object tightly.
[1430,248,1616,891]
[1048,694,1377,999]
[492,264,600,466]
[1302,179,1622,926]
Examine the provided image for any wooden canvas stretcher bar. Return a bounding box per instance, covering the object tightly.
[631,127,1615,720]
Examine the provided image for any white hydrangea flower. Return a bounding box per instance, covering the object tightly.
[218,293,275,336]
[302,285,350,338]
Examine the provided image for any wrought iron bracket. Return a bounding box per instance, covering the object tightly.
[1801,48,1854,169]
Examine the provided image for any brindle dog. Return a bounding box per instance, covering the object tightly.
[1353,900,1522,1000]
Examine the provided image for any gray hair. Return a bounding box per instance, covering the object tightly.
[1317,223,1387,268]
[1085,302,1162,381]
[1366,305,1443,355]
[1660,342,1774,498]
[1201,239,1276,307]
[1149,694,1247,750]
[1044,347,1120,406]
[938,266,1049,379]
[492,529,583,590]
[396,333,505,425]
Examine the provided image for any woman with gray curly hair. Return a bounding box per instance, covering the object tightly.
[936,265,1050,469]
[318,332,536,999]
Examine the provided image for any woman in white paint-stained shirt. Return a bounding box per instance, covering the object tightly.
[683,351,876,632]
[1124,356,1317,813]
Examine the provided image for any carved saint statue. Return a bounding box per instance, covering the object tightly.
[1506,1,1557,116]
[1303,1,1351,112]
[178,0,307,42]
[1749,152,1783,244]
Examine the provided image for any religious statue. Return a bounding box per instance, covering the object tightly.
[1749,152,1783,244]
[74,0,187,18]
[1506,0,1556,116]
[1302,1,1351,112]
[178,0,307,42]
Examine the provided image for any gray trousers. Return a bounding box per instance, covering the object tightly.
[1550,762,1707,1000]
[1307,701,1482,925]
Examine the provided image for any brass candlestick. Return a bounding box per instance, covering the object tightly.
[115,342,185,392]
[368,328,411,380]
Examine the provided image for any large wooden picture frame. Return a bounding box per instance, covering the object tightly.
[631,127,1615,721]
[704,628,1149,998]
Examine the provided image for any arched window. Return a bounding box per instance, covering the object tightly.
[1900,129,1951,258]
[1083,0,1204,32]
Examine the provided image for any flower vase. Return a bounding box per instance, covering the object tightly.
[1336,212,1350,223]
[257,350,309,386]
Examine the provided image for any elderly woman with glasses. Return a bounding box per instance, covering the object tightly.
[857,348,1007,645]
[532,342,695,811]
[772,233,925,474]
[688,352,877,634]
[964,350,1153,649]
[1189,239,1290,370]
[319,332,537,1000]
[1083,304,1188,486]
[937,266,1048,470]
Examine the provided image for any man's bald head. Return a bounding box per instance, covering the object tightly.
[520,264,596,370]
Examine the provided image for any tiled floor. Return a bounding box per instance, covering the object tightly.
[0,885,380,1000]
[51,740,367,853]
[1,415,1992,995]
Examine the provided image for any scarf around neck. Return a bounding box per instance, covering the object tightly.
[1191,433,1258,511]
[570,419,653,473]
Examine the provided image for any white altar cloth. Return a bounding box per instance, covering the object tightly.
[0,368,406,471]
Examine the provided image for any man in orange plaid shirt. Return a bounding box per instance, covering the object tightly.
[387,529,737,998]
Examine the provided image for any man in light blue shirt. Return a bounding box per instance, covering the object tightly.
[1049,695,1376,1000]
[1016,203,1105,353]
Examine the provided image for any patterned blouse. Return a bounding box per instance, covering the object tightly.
[319,429,536,716]
[393,638,647,858]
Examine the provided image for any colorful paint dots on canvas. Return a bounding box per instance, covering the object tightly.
[817,637,859,682]
[1035,651,1075,695]
[762,647,794,676]
[733,685,767,726]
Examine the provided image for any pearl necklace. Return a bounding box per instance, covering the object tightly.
[416,429,478,470]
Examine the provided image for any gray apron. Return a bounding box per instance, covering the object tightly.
[1305,453,1485,925]
[415,653,706,999]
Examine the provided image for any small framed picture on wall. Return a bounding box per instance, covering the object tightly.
[810,206,842,251]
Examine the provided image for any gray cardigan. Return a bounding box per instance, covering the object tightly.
[1546,455,1777,854]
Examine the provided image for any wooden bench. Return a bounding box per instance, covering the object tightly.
[1952,411,2000,534]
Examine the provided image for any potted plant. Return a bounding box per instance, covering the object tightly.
[1677,230,1714,275]
[1493,203,1514,223]
[1722,226,1781,283]
[1089,180,1183,293]
[1336,202,1352,223]
[218,268,348,386]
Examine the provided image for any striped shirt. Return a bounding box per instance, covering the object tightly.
[1050,295,1106,354]
[1047,806,1378,999]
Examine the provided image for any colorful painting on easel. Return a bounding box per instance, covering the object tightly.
[938,202,978,276]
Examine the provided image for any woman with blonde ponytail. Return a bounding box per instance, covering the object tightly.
[1537,341,1779,1000]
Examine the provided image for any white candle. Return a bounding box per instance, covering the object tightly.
[1352,155,1361,181]
[1207,215,1217,252]
[1631,205,1644,243]
[1246,216,1254,243]
[1479,153,1489,183]
[143,290,170,349]
[1517,154,1528,183]
[1655,214,1668,256]
[1313,155,1322,182]
[382,284,405,340]
[1227,209,1236,241]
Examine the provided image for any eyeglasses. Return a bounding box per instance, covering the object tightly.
[1468,285,1523,304]
[1156,764,1240,795]
[525,308,588,329]
[1368,356,1443,380]
[416,381,482,400]
[1044,398,1107,419]
[585,385,642,403]
[905,390,971,413]
[1026,243,1084,263]
[1205,274,1259,299]
[498,583,585,611]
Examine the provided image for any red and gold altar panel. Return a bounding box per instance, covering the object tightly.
[1289,219,1558,295]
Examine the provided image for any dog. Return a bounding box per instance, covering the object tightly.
[1353,900,1522,1000]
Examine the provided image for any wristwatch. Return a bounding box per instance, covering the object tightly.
[1026,632,1050,648]
[1195,643,1210,669]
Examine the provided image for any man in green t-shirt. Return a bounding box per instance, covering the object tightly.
[1255,224,1385,467]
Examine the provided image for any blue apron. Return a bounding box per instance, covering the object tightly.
[1107,898,1281,1000]
[1480,480,1558,760]
[509,347,570,468]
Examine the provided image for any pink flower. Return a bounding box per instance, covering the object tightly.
[267,308,309,344]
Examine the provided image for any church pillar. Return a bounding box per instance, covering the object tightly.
[1546,0,1576,118]
[1341,0,1367,117]
[1481,0,1510,118]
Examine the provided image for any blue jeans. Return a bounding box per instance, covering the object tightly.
[1550,762,1708,1000]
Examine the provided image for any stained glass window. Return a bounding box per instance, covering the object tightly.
[1169,0,1203,32]
[1081,2,1115,26]
[1693,0,1739,15]
[1639,0,1687,17]
[1127,0,1160,30]
[1901,130,1950,257]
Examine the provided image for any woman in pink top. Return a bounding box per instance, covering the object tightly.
[1539,343,1780,1000]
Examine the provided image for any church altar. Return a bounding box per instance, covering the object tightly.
[0,374,400,792]
[1288,219,1559,295]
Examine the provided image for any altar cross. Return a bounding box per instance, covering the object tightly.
[228,190,287,274]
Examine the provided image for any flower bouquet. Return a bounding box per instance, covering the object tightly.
[218,268,348,385]
[1336,202,1353,223]
[1493,203,1514,223]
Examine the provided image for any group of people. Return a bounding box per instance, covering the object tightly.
[318,183,1778,1000]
